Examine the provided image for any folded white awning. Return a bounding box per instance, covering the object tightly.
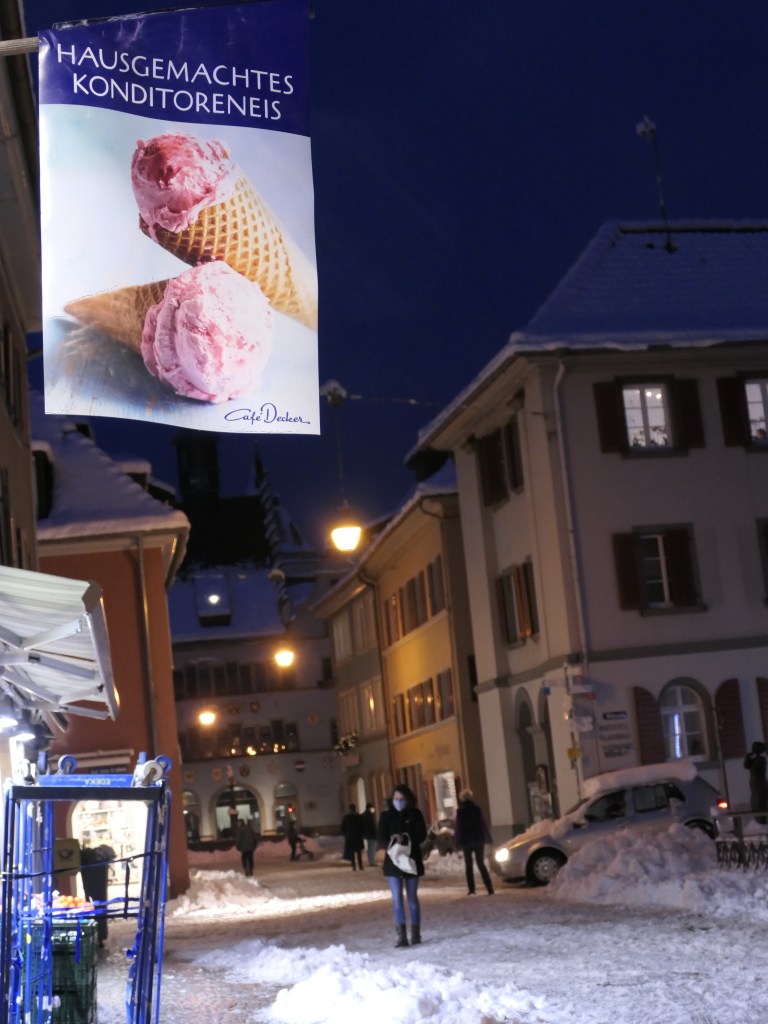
[0,564,118,719]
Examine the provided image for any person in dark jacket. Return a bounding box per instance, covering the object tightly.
[360,802,378,866]
[341,804,365,870]
[235,819,259,876]
[454,789,494,895]
[745,741,768,824]
[377,784,427,947]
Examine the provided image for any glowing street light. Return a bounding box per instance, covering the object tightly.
[198,710,216,726]
[275,649,295,668]
[330,501,362,553]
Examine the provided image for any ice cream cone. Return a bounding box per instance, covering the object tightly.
[139,175,318,331]
[64,281,168,352]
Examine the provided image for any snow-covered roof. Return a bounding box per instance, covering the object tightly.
[168,567,284,643]
[414,220,768,452]
[30,392,189,543]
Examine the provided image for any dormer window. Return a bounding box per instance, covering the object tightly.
[622,384,670,448]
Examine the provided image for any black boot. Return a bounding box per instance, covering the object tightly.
[395,924,409,948]
[410,924,421,946]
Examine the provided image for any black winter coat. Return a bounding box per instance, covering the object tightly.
[360,809,377,840]
[341,812,364,857]
[454,799,492,847]
[745,751,768,809]
[377,805,427,878]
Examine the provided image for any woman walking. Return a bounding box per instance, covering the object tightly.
[377,784,427,948]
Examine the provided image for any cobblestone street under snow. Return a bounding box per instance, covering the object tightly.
[95,855,768,1024]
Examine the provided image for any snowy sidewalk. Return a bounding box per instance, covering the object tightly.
[98,855,768,1024]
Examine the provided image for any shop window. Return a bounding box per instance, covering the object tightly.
[215,786,259,839]
[659,684,708,761]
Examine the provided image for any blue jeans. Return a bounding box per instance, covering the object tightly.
[387,875,420,926]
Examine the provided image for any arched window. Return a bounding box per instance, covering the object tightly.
[274,782,299,833]
[659,684,708,760]
[214,786,260,839]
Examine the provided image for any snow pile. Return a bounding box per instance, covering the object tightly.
[195,939,556,1024]
[166,870,391,920]
[423,850,467,877]
[582,759,697,799]
[166,870,269,916]
[549,823,768,919]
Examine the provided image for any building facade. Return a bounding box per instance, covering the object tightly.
[415,221,768,841]
[170,570,340,839]
[356,465,488,823]
[313,578,391,814]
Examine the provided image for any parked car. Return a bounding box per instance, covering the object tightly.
[492,772,720,885]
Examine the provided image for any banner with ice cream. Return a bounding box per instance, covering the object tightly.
[39,0,319,433]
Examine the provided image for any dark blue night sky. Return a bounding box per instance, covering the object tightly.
[24,0,768,544]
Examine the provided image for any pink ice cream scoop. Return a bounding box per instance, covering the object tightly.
[141,262,273,403]
[131,132,239,237]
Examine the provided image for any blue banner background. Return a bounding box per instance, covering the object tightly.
[39,0,310,137]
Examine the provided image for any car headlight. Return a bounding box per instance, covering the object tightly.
[495,848,510,863]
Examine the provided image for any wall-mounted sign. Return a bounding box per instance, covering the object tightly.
[250,702,260,714]
[183,770,195,783]
[211,767,223,781]
[307,713,319,725]
[239,764,250,778]
[228,704,240,715]
[39,0,318,434]
[294,759,306,772]
[603,711,628,721]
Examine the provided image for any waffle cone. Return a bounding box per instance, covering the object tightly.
[140,175,318,331]
[64,281,168,352]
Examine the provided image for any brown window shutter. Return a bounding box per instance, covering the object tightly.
[757,678,768,743]
[504,416,524,490]
[715,678,746,760]
[512,565,532,638]
[664,529,698,607]
[671,379,705,449]
[593,382,627,453]
[477,430,508,506]
[495,576,510,644]
[633,686,666,764]
[717,377,749,447]
[613,533,641,609]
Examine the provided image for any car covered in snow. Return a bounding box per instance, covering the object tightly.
[492,761,720,885]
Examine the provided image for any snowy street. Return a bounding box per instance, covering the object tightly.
[98,852,768,1024]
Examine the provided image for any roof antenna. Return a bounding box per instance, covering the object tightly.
[636,115,676,253]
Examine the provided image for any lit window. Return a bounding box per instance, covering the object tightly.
[622,385,670,447]
[745,380,768,443]
[637,534,672,608]
[659,685,708,760]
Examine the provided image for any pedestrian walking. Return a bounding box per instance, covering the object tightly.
[361,802,378,866]
[454,789,494,895]
[341,803,365,870]
[744,741,768,824]
[235,818,259,877]
[377,784,427,948]
[287,821,300,861]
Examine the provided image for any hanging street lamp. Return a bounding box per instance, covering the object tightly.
[319,379,363,553]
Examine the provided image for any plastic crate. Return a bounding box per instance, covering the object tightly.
[27,919,98,1024]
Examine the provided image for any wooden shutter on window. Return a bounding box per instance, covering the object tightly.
[504,416,524,490]
[495,576,511,644]
[633,686,665,765]
[477,430,508,506]
[512,565,532,638]
[757,678,768,745]
[672,379,705,449]
[717,377,749,447]
[715,679,746,760]
[613,533,641,609]
[664,529,698,607]
[593,382,627,453]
